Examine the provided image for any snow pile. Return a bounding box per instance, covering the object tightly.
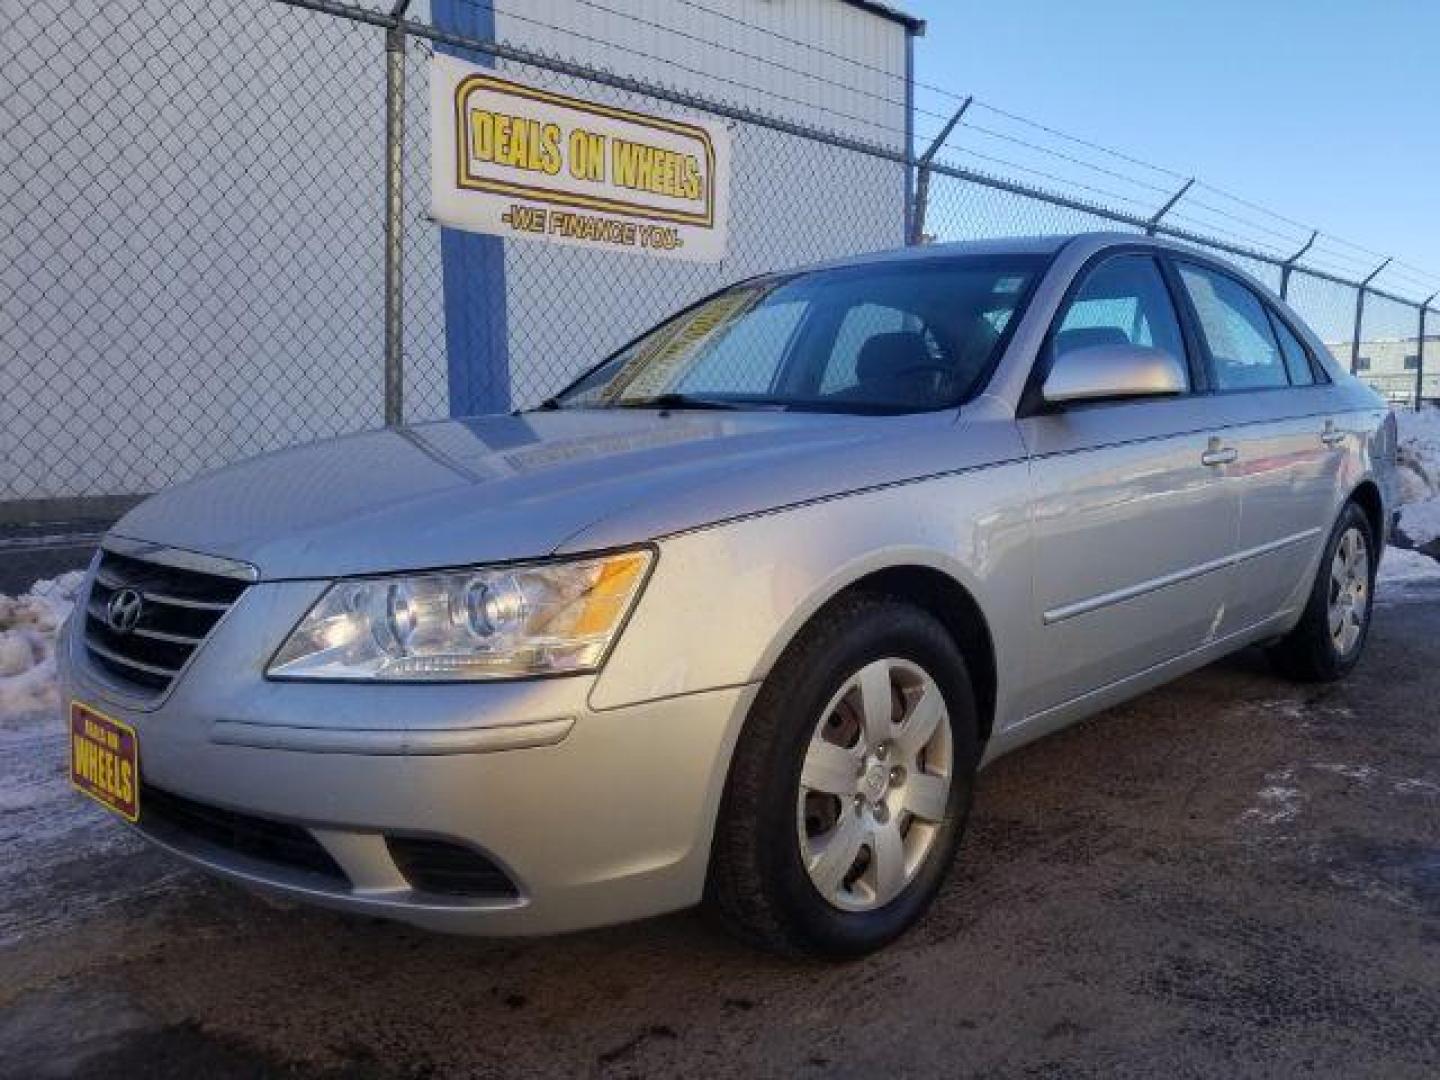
[1403,501,1440,549]
[1373,407,1440,589]
[0,571,86,717]
[1395,406,1440,547]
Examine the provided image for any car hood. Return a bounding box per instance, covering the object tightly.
[111,408,984,579]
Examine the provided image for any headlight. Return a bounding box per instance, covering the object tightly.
[267,549,653,681]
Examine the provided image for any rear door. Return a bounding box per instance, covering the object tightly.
[1170,261,1340,633]
[1019,252,1241,716]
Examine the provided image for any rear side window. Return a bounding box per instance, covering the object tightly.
[1177,264,1288,390]
[1267,310,1316,387]
[1054,255,1188,382]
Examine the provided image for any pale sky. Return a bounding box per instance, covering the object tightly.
[904,0,1440,299]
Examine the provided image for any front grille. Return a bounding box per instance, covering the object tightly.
[84,549,248,695]
[387,837,519,899]
[140,782,348,885]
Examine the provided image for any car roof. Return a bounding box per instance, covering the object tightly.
[796,232,1127,274]
[796,232,1279,288]
[810,229,1311,269]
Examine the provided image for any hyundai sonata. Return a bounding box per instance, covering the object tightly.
[61,233,1399,957]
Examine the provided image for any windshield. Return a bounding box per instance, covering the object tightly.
[552,255,1047,414]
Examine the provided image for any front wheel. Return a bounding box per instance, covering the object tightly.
[1268,501,1377,682]
[706,595,979,958]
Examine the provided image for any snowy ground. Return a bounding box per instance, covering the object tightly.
[1396,405,1440,547]
[0,572,149,947]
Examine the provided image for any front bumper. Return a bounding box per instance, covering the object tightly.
[59,582,757,935]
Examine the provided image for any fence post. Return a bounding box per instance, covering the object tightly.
[1278,230,1317,301]
[1419,294,1436,410]
[909,96,971,246]
[1350,257,1391,376]
[382,1,411,426]
[1144,178,1193,236]
[1349,290,1364,376]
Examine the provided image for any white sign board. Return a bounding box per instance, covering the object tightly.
[430,55,731,262]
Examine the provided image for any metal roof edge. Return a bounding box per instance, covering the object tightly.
[838,0,926,35]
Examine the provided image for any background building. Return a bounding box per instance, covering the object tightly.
[1325,336,1439,403]
[2,0,920,507]
[434,0,921,415]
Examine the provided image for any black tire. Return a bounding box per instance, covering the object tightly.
[1267,500,1377,683]
[705,594,980,959]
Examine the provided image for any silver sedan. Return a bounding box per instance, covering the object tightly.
[60,233,1399,957]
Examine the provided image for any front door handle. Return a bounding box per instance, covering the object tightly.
[1201,437,1238,467]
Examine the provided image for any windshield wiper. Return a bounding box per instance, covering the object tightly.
[614,393,782,412]
[513,397,563,415]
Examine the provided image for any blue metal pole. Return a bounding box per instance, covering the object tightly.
[432,0,511,416]
[902,28,916,244]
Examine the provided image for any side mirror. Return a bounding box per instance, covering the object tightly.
[1042,343,1187,405]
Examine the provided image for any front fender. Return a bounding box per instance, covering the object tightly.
[589,460,1033,722]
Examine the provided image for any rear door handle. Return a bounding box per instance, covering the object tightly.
[1320,421,1346,447]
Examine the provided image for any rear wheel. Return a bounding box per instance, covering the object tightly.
[1268,501,1377,682]
[706,595,979,958]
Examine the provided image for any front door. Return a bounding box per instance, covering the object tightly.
[1019,253,1240,716]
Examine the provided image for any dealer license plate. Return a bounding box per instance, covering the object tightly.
[69,701,139,822]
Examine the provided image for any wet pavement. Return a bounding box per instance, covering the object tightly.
[3,580,1439,1078]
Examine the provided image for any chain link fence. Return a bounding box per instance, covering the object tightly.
[3,0,392,509]
[3,0,1436,516]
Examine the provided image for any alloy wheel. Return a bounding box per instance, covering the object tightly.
[796,657,953,912]
[1328,526,1370,656]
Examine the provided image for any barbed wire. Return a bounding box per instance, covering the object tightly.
[1165,212,1292,262]
[1178,200,1309,251]
[447,0,918,142]
[545,0,949,126]
[947,121,1176,199]
[931,147,1157,217]
[455,0,1439,292]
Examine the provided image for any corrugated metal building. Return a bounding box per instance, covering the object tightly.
[423,0,922,415]
[3,0,920,506]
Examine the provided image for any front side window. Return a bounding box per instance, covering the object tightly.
[1053,254,1189,383]
[554,257,1045,414]
[1178,263,1288,390]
